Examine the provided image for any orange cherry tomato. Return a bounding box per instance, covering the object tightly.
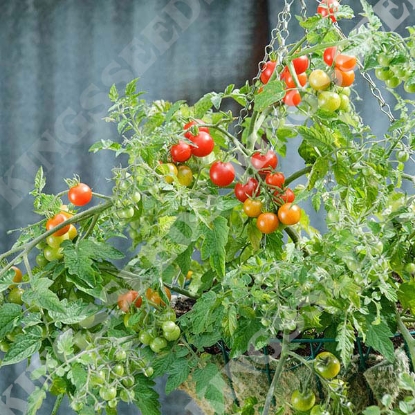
[334,68,355,87]
[243,199,263,218]
[117,290,142,313]
[46,213,70,237]
[334,54,357,72]
[256,212,279,234]
[277,203,301,225]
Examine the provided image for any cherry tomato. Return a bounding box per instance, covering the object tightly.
[46,213,70,237]
[183,119,210,138]
[282,89,302,107]
[335,54,357,72]
[11,266,22,284]
[146,287,171,306]
[162,321,181,341]
[396,150,409,162]
[256,212,279,234]
[283,72,307,88]
[139,330,155,346]
[323,46,338,66]
[46,233,69,248]
[318,91,341,112]
[311,405,331,415]
[339,94,351,112]
[36,253,48,267]
[385,76,401,88]
[375,67,393,81]
[210,161,235,187]
[117,290,142,313]
[8,287,24,305]
[67,224,78,240]
[317,0,339,22]
[291,390,316,412]
[112,364,124,377]
[99,386,117,401]
[162,163,178,184]
[234,178,260,202]
[43,246,64,262]
[334,68,355,87]
[260,61,277,84]
[150,336,168,353]
[170,141,192,162]
[274,188,295,204]
[68,183,92,206]
[404,82,415,94]
[314,351,341,379]
[377,53,391,67]
[0,340,10,353]
[277,203,301,225]
[188,131,214,157]
[115,349,127,361]
[177,165,193,187]
[243,199,263,218]
[309,69,331,91]
[251,150,278,175]
[292,55,309,74]
[265,172,285,190]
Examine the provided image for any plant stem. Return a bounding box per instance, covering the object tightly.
[396,311,415,370]
[164,283,200,300]
[284,166,312,187]
[51,394,64,415]
[262,329,291,415]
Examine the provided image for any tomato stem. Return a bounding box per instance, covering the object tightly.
[164,283,200,300]
[51,394,64,415]
[396,311,415,370]
[262,329,291,415]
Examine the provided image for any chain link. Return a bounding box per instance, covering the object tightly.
[234,0,295,137]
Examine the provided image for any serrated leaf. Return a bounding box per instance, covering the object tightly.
[366,321,395,362]
[165,358,191,394]
[362,407,381,415]
[222,305,237,337]
[165,100,186,123]
[134,375,161,415]
[0,303,23,340]
[48,299,98,325]
[108,84,119,102]
[247,221,262,251]
[185,291,218,335]
[68,363,88,390]
[125,78,138,96]
[23,278,66,313]
[194,93,214,118]
[2,326,43,366]
[254,80,285,112]
[230,318,266,358]
[26,387,46,415]
[201,216,229,279]
[152,351,177,378]
[398,282,415,314]
[336,319,355,365]
[56,330,74,356]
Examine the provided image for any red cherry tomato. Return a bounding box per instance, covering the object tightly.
[323,46,338,66]
[335,54,357,72]
[274,188,295,205]
[260,61,277,84]
[170,141,192,162]
[46,213,70,237]
[265,172,285,190]
[292,55,309,74]
[283,89,302,107]
[234,178,260,202]
[68,183,92,206]
[188,131,214,157]
[210,161,235,187]
[251,150,278,175]
[317,0,339,22]
[183,119,209,139]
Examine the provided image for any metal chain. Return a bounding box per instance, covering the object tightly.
[234,0,295,137]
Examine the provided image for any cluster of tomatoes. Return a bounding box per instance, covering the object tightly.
[261,44,356,113]
[36,183,92,265]
[234,149,301,234]
[117,286,181,354]
[316,0,339,23]
[291,351,342,414]
[375,50,415,93]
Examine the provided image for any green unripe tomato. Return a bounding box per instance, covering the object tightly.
[385,76,401,88]
[339,94,351,112]
[120,389,135,403]
[139,330,154,346]
[375,67,392,81]
[163,325,181,342]
[121,375,135,388]
[144,366,154,377]
[397,150,410,162]
[99,386,117,401]
[405,263,415,274]
[115,349,127,361]
[112,364,124,377]
[318,91,341,112]
[150,337,168,353]
[0,340,10,353]
[35,253,49,267]
[70,401,84,412]
[291,390,316,412]
[8,287,24,305]
[90,369,107,386]
[311,405,331,415]
[43,246,63,261]
[404,82,415,94]
[314,351,341,379]
[377,52,392,67]
[107,398,118,409]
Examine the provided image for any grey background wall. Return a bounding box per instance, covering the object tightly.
[0,0,414,414]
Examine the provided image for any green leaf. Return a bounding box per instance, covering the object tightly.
[48,299,98,325]
[56,330,74,356]
[109,84,119,102]
[1,326,43,366]
[0,303,23,340]
[26,387,46,415]
[165,358,191,394]
[68,363,88,390]
[336,319,355,365]
[362,407,381,415]
[22,277,66,313]
[222,305,238,337]
[185,291,218,335]
[230,318,267,358]
[193,363,226,413]
[366,321,395,362]
[254,80,285,112]
[201,216,229,279]
[134,375,161,415]
[165,100,186,123]
[247,221,262,251]
[194,93,214,118]
[125,78,138,96]
[152,351,177,378]
[398,282,415,314]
